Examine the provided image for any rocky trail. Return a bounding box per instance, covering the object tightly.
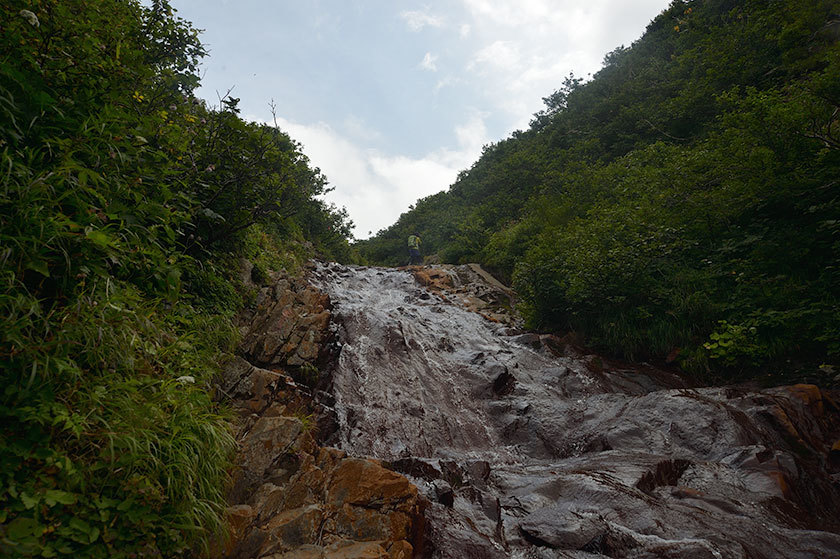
[216,262,840,559]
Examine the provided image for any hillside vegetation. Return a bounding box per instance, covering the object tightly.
[359,0,840,381]
[1,1,352,557]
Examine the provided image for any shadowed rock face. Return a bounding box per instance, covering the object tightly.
[311,262,840,559]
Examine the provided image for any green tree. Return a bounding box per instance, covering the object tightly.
[1,1,354,557]
[358,0,840,382]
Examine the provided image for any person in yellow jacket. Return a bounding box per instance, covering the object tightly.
[407,233,422,265]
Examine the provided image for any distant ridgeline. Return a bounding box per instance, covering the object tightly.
[0,0,352,557]
[358,0,840,381]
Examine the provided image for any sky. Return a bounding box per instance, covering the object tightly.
[170,0,672,238]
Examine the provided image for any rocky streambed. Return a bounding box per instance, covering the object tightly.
[218,262,840,559]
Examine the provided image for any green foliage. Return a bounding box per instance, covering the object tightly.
[1,282,237,557]
[359,0,840,382]
[294,362,322,388]
[243,225,306,279]
[289,409,317,435]
[184,264,242,314]
[703,320,765,368]
[0,0,353,556]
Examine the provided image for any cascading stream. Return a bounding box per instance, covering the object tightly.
[314,262,556,462]
[311,262,840,559]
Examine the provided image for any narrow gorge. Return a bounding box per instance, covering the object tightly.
[218,263,840,559]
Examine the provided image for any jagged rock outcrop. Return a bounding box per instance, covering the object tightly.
[216,270,426,559]
[240,273,333,369]
[408,264,518,327]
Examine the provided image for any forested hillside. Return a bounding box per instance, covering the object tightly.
[359,0,840,381]
[0,1,352,556]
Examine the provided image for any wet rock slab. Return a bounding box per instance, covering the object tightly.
[311,262,840,559]
[215,271,426,558]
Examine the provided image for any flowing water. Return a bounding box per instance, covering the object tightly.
[311,262,840,559]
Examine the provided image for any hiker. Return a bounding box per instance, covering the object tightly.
[407,233,422,265]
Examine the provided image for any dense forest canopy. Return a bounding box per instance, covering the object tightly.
[0,1,352,556]
[358,0,840,382]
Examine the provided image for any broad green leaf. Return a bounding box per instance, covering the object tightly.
[85,229,114,247]
[25,259,50,277]
[20,492,39,509]
[69,517,92,535]
[7,516,42,539]
[44,489,77,506]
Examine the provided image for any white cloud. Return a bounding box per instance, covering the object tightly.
[434,74,465,94]
[343,115,382,142]
[460,0,668,128]
[469,40,521,72]
[453,110,488,158]
[459,23,471,38]
[461,0,553,27]
[420,52,438,71]
[272,112,489,238]
[400,9,445,31]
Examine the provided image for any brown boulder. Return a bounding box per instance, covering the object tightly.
[786,383,830,417]
[228,504,257,539]
[327,459,418,509]
[323,540,389,559]
[387,540,413,559]
[263,540,390,559]
[241,275,332,369]
[241,416,305,475]
[230,416,308,504]
[282,460,329,511]
[259,505,324,555]
[413,268,453,290]
[333,506,412,542]
[264,544,324,559]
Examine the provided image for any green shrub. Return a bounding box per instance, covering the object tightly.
[360,0,840,381]
[0,0,353,556]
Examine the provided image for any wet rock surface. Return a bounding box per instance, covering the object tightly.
[216,271,425,559]
[311,262,840,559]
[408,264,518,327]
